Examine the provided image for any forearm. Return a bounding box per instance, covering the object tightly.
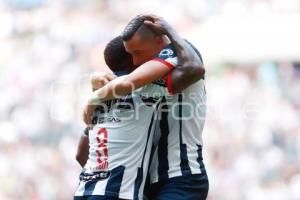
[165,28,189,63]
[166,30,205,93]
[142,14,205,93]
[76,134,89,167]
[168,68,202,93]
[169,61,205,93]
[90,76,133,103]
[89,61,170,103]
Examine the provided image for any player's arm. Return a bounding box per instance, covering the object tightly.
[75,127,90,167]
[83,60,172,127]
[90,72,116,91]
[87,60,172,104]
[83,61,171,125]
[166,30,204,93]
[83,72,115,126]
[143,15,205,94]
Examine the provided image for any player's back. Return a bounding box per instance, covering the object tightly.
[74,83,166,200]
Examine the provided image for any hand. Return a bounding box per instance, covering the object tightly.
[90,72,116,91]
[83,103,97,127]
[142,14,173,36]
[83,91,103,126]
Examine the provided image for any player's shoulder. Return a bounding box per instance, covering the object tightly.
[153,44,178,69]
[184,39,203,63]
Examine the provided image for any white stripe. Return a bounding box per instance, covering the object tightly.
[149,80,207,183]
[149,147,159,183]
[165,57,178,66]
[118,167,136,199]
[74,180,85,196]
[92,178,109,195]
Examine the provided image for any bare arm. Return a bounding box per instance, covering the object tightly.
[83,72,116,126]
[75,129,89,167]
[144,15,205,93]
[90,72,116,91]
[88,60,171,104]
[167,31,204,93]
[83,61,171,125]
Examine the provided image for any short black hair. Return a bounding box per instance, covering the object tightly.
[122,15,147,41]
[104,36,134,72]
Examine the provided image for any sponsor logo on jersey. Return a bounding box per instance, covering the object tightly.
[80,170,111,182]
[97,116,121,123]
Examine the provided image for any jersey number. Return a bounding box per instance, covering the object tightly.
[96,128,108,170]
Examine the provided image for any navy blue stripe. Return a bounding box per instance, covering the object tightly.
[178,94,192,175]
[134,102,160,199]
[83,180,98,196]
[157,97,170,181]
[104,165,125,197]
[180,143,191,175]
[151,79,167,87]
[149,104,162,162]
[141,96,159,106]
[133,167,143,200]
[141,102,160,164]
[196,145,205,170]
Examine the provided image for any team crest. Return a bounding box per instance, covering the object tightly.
[159,48,174,58]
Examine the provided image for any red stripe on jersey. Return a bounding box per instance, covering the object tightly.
[166,73,174,95]
[152,58,174,71]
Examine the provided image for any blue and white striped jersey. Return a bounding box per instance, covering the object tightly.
[74,84,167,200]
[149,43,207,184]
[74,45,178,200]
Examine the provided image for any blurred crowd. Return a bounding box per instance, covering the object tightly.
[204,62,300,200]
[0,0,300,200]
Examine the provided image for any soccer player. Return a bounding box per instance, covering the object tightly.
[84,15,208,200]
[75,38,133,168]
[74,29,191,199]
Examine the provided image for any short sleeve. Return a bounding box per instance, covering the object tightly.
[151,44,178,70]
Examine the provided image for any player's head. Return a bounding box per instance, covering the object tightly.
[104,35,134,73]
[122,15,165,66]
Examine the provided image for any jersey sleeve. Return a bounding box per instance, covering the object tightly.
[152,41,204,95]
[151,44,178,71]
[151,44,178,95]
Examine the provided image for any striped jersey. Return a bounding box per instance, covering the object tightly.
[149,42,207,184]
[74,45,177,200]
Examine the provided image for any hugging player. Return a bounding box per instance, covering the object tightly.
[75,15,208,200]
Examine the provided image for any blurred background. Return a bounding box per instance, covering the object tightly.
[0,0,300,199]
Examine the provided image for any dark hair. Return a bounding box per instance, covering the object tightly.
[122,15,147,41]
[104,36,134,72]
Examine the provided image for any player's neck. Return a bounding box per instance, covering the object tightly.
[159,36,171,51]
